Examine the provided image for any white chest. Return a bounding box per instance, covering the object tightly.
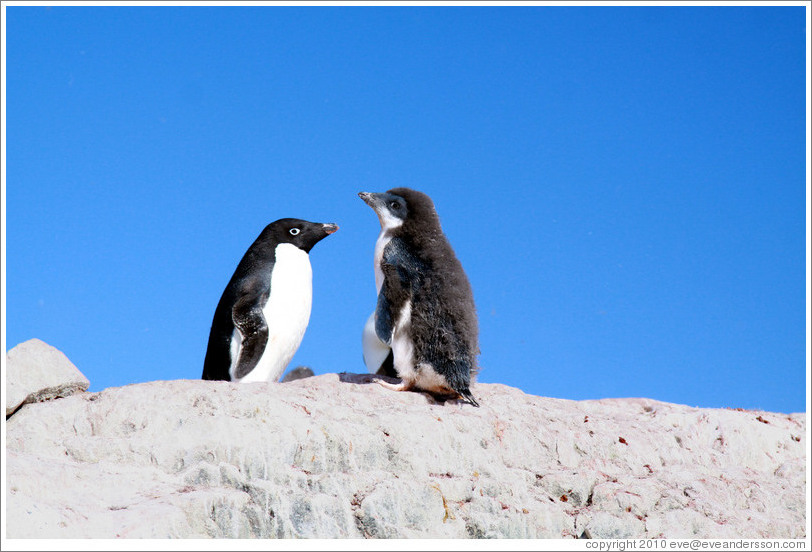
[373,229,393,293]
[232,243,313,383]
[390,299,415,380]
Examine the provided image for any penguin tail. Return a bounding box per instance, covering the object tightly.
[458,388,480,408]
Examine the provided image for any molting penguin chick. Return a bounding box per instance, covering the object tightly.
[202,218,338,383]
[358,188,480,406]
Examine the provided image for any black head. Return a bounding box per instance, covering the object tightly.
[358,188,439,232]
[266,218,339,253]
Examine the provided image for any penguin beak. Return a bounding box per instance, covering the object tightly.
[359,191,393,229]
[322,223,339,235]
[358,192,381,208]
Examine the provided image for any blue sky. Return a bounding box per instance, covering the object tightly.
[3,4,809,414]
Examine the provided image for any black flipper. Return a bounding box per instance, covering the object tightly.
[374,288,395,345]
[231,292,269,380]
[374,238,424,376]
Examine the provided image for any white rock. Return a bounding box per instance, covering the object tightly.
[5,339,90,417]
[4,354,807,539]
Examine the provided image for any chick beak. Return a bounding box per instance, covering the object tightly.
[358,192,380,208]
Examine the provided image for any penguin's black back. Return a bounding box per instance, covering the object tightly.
[202,227,278,381]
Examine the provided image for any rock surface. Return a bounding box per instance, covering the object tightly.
[5,339,90,417]
[4,343,808,539]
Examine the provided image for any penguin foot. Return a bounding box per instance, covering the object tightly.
[349,373,420,395]
[374,378,414,393]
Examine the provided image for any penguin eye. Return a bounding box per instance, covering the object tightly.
[390,201,400,210]
[289,228,300,236]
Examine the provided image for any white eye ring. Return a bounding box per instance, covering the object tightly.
[289,228,300,236]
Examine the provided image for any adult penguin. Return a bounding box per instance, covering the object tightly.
[202,218,337,383]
